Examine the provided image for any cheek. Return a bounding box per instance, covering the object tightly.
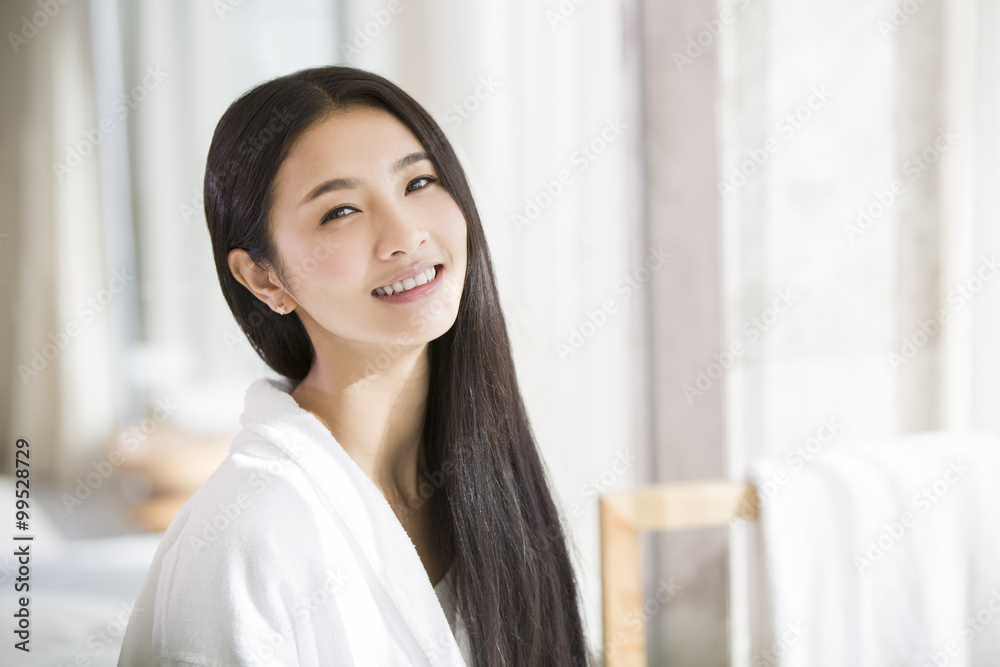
[442,207,469,290]
[439,201,468,247]
[285,237,357,295]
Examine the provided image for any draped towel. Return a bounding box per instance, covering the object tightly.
[748,431,1000,667]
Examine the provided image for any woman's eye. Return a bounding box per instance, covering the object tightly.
[406,175,437,192]
[321,206,357,224]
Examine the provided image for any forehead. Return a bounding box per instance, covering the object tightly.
[273,106,426,198]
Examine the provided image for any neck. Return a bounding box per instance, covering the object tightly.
[290,338,431,510]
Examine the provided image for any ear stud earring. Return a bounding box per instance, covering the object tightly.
[276,304,287,315]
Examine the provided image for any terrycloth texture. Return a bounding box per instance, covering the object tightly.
[434,564,473,661]
[119,375,470,666]
[747,430,1000,667]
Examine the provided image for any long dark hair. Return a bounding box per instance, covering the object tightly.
[204,66,592,666]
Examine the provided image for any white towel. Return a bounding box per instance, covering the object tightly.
[747,430,1000,667]
[118,375,470,666]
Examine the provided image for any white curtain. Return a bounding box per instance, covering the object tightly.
[117,0,342,431]
[0,0,116,479]
[716,0,1000,663]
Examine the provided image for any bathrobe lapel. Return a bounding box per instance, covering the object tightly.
[241,376,466,666]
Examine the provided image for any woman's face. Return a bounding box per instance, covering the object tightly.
[265,106,468,354]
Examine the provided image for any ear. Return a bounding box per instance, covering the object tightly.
[227,248,298,315]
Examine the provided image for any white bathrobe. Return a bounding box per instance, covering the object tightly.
[118,375,472,666]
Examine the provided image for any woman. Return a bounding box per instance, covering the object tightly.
[119,66,592,666]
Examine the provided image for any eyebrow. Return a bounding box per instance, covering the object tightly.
[298,152,432,207]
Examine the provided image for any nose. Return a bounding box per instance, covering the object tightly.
[373,198,428,259]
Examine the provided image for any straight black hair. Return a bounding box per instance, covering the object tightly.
[204,65,592,666]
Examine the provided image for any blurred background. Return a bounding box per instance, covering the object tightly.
[1,0,998,665]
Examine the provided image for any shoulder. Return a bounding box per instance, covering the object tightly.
[161,436,338,565]
[122,437,355,662]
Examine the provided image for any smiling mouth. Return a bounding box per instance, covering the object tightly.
[372,264,443,297]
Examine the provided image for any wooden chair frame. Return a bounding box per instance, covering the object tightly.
[599,480,760,667]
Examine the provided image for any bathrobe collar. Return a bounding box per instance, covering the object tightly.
[238,374,466,666]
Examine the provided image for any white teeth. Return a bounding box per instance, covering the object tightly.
[374,266,438,296]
